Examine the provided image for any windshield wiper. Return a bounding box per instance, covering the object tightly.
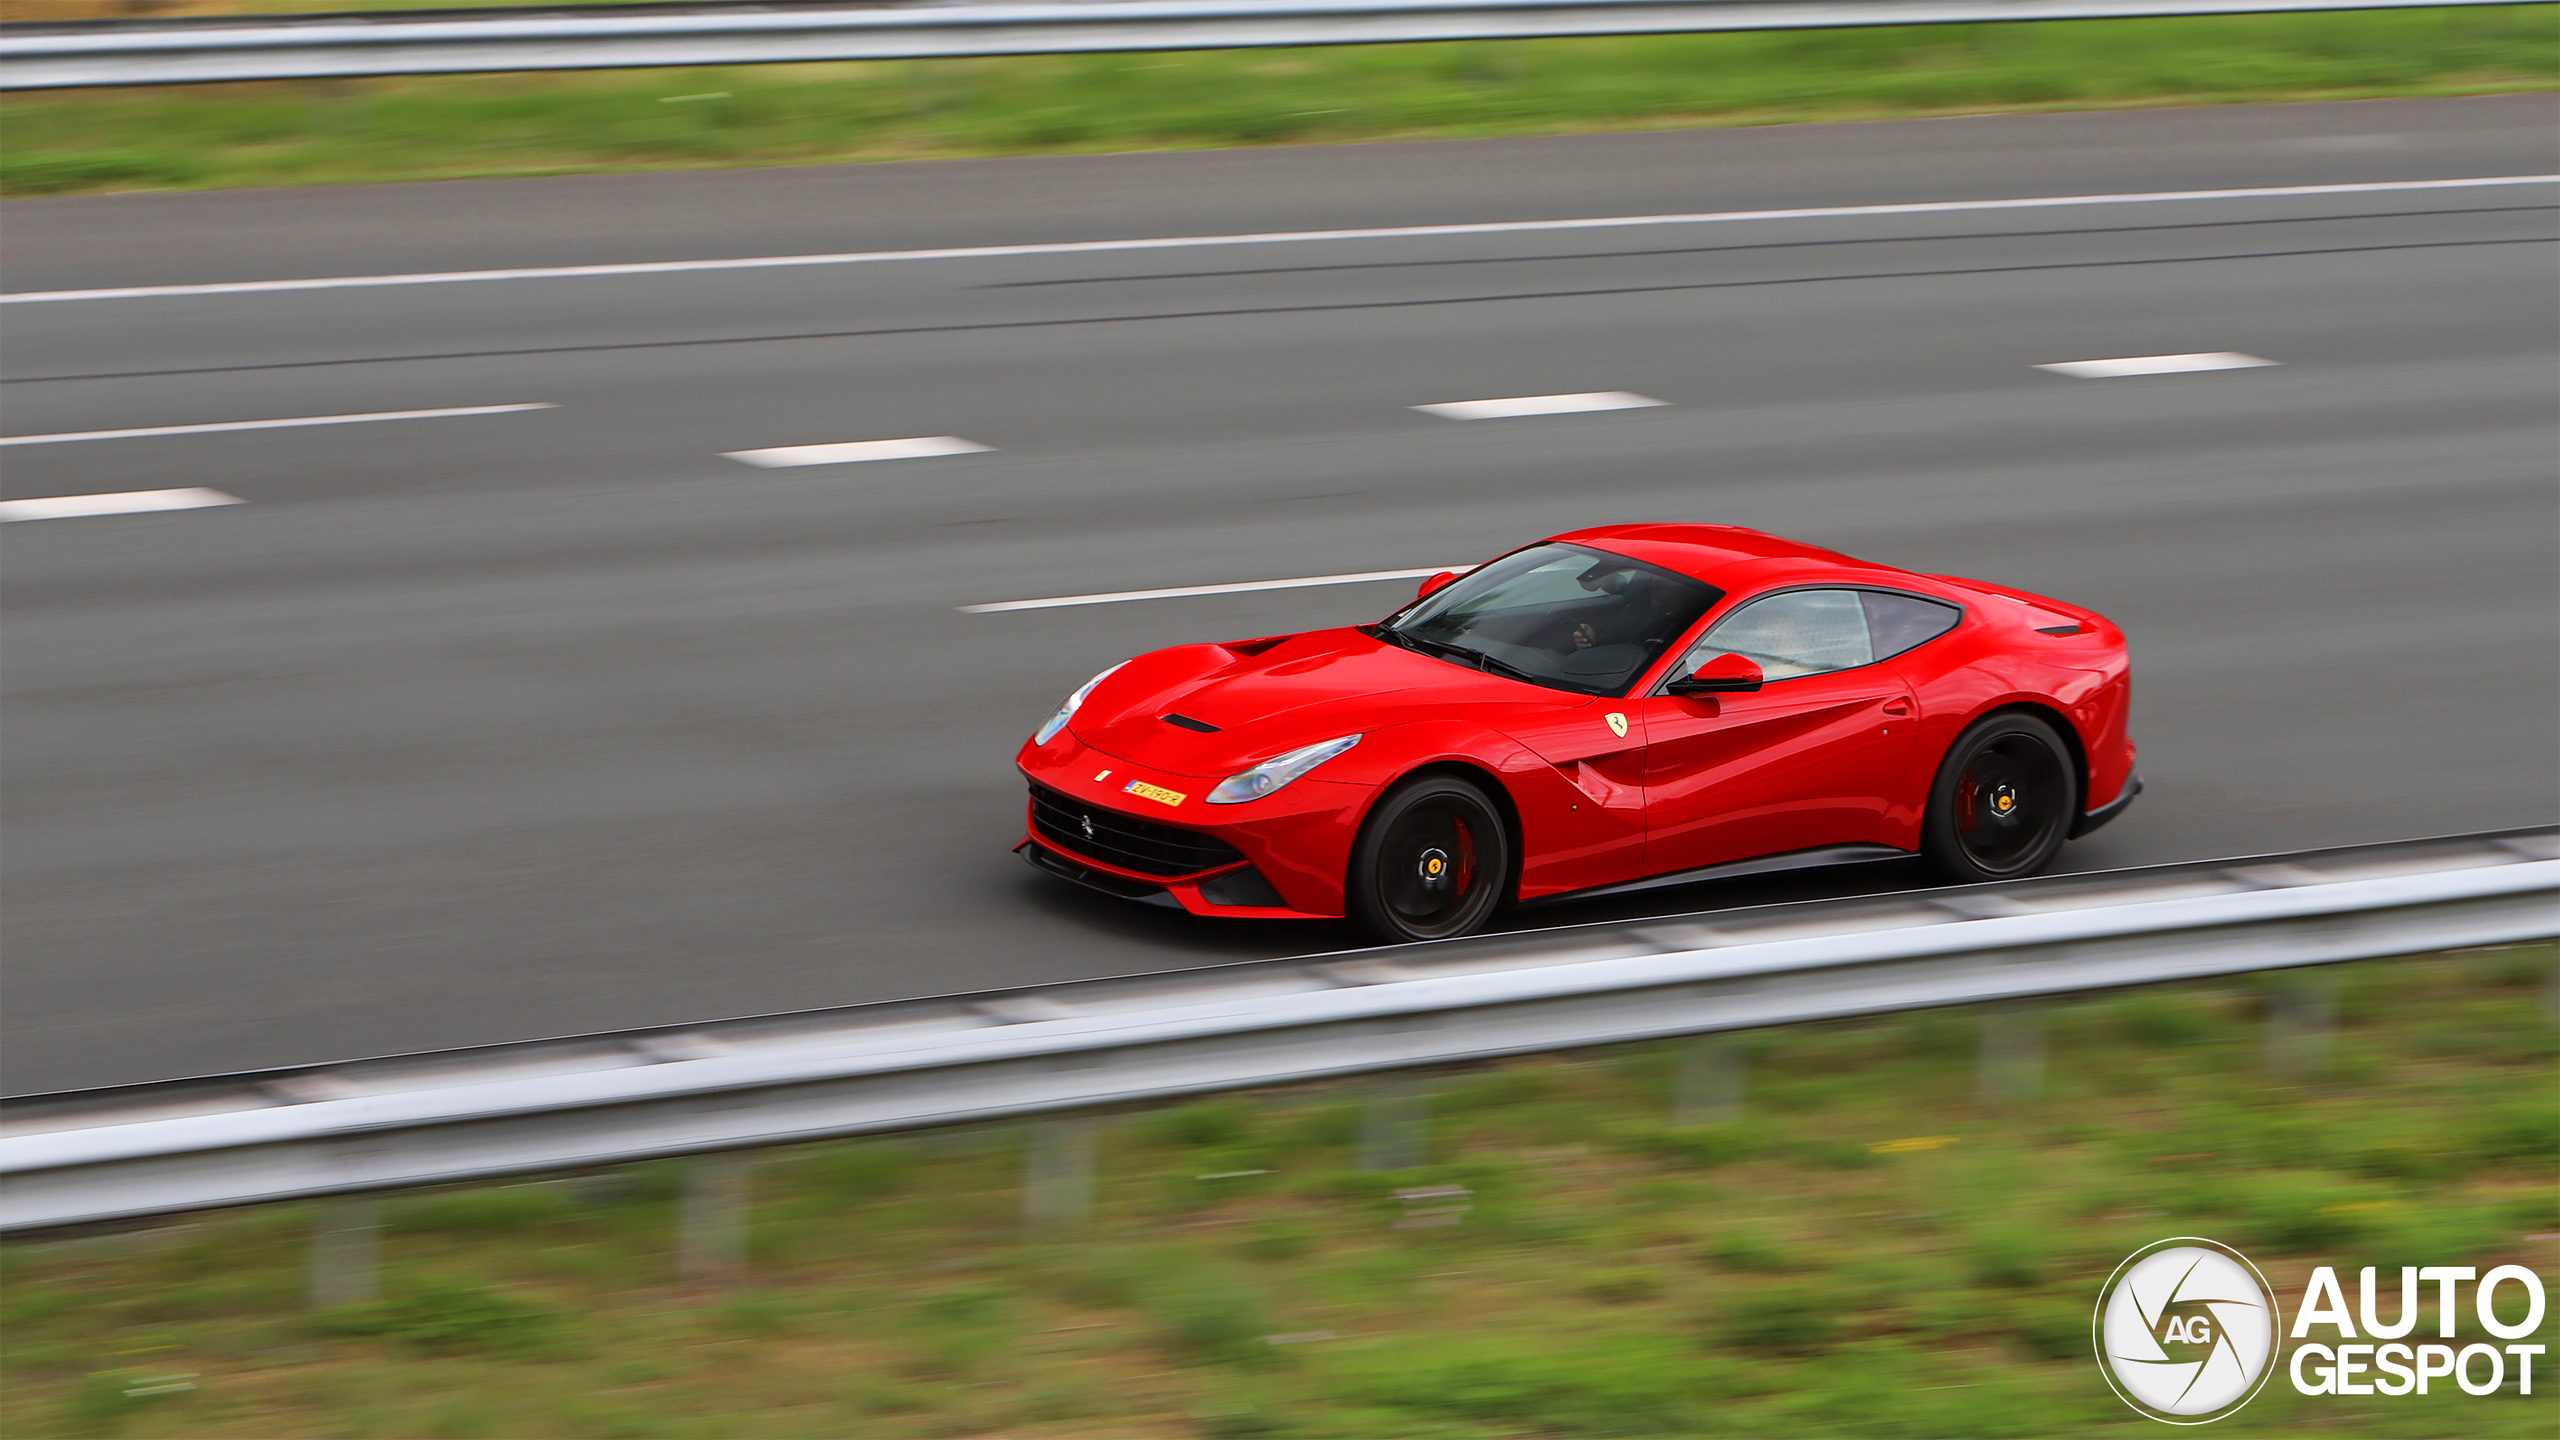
[1366,626,1447,663]
[1449,646,1549,687]
[1380,627,1472,665]
[1378,626,1597,693]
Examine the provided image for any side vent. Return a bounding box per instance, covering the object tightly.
[1161,714,1222,733]
[2034,624,2087,636]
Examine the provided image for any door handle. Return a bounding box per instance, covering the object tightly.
[1882,699,1911,716]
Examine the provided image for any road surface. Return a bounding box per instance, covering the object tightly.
[4,95,2553,1092]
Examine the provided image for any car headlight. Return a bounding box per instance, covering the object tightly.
[1034,662,1127,746]
[1207,734,1362,805]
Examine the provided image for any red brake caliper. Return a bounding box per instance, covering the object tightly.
[1453,820,1476,896]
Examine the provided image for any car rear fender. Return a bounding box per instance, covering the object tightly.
[1957,698,2094,816]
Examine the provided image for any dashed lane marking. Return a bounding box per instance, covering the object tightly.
[1413,391,1665,420]
[724,436,993,467]
[2035,352,2279,378]
[1,488,243,522]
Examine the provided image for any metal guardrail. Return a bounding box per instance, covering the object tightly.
[3,828,2552,1233]
[0,0,2522,90]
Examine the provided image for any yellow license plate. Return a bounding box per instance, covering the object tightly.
[1122,780,1187,807]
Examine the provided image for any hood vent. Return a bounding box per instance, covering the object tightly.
[1160,713,1222,733]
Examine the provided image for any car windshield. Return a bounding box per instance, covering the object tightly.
[1382,544,1723,696]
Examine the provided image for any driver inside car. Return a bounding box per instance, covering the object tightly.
[1565,566,1693,655]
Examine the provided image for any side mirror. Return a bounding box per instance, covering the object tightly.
[1414,571,1458,601]
[1668,652,1764,695]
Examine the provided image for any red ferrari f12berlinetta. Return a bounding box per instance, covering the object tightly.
[1017,524,2137,942]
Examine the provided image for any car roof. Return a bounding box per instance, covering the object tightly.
[1545,523,1911,594]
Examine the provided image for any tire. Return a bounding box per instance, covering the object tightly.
[1920,711,2079,883]
[1346,773,1511,943]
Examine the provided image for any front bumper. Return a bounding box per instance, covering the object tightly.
[1015,729,1368,919]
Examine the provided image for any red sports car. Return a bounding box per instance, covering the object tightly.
[1016,524,2137,942]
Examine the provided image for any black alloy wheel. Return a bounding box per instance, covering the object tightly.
[1920,712,2078,883]
[1347,774,1511,943]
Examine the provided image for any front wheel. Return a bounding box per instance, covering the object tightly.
[1346,774,1510,943]
[1920,712,2078,883]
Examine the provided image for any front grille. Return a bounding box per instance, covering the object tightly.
[1030,783,1246,878]
[1024,842,1173,902]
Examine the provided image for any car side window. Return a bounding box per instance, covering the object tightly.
[1860,591,1962,660]
[1687,589,1874,681]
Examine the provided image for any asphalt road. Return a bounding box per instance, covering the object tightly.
[4,97,2554,1094]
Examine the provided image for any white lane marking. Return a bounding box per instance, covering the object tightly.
[2035,352,2279,378]
[0,402,555,447]
[1,488,242,522]
[8,175,2550,305]
[724,435,993,467]
[1414,391,1665,420]
[962,566,1459,614]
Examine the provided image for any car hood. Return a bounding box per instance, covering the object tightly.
[1073,627,1592,777]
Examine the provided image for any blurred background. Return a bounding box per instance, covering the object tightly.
[1,2,2554,1434]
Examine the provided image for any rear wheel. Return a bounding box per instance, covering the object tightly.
[1346,774,1510,943]
[1921,712,2078,883]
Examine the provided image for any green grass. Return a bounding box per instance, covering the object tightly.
[1,948,2553,1437]
[2,8,2554,196]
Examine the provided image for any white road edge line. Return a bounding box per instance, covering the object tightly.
[962,566,1460,614]
[9,176,2552,305]
[1,489,243,522]
[725,436,993,467]
[0,403,556,447]
[1415,391,1665,419]
[2035,352,2280,378]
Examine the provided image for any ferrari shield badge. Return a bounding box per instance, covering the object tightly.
[1605,712,1629,739]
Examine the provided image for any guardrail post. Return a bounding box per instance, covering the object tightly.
[678,1155,752,1290]
[1674,1036,1746,1125]
[2265,970,2339,1080]
[1022,1115,1098,1231]
[1976,1002,2047,1108]
[1359,1076,1429,1172]
[307,1196,381,1309]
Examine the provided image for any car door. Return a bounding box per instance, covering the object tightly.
[1633,588,1920,876]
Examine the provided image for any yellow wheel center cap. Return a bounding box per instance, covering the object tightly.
[1417,848,1454,888]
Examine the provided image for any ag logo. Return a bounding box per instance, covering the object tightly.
[1605,712,1629,739]
[2097,1239,2282,1424]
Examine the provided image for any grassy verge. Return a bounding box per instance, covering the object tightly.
[2,948,2553,1438]
[2,9,2555,196]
